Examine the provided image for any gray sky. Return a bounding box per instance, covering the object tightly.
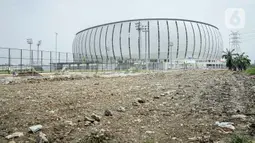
[0,0,254,62]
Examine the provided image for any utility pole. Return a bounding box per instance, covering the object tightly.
[27,38,33,68]
[229,31,241,54]
[55,32,58,63]
[142,25,149,70]
[37,40,42,65]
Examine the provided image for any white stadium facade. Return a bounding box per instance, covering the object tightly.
[72,18,225,70]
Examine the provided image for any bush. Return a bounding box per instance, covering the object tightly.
[32,66,44,71]
[245,67,255,75]
[229,134,252,143]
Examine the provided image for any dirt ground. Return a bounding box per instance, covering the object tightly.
[0,70,255,143]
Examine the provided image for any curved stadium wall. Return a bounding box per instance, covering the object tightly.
[72,18,223,64]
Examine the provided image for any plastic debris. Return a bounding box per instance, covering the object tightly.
[29,124,43,133]
[215,121,235,130]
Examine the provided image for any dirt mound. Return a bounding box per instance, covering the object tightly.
[17,71,42,77]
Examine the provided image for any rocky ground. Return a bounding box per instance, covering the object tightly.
[0,70,255,143]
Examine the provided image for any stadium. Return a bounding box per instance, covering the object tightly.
[72,18,224,70]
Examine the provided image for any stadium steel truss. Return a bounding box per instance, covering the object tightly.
[72,18,223,64]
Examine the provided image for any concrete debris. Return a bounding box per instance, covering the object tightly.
[231,114,247,120]
[37,132,49,143]
[5,132,24,139]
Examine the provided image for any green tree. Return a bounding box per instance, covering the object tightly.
[232,53,251,71]
[222,49,238,70]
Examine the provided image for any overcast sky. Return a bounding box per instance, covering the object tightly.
[0,0,254,62]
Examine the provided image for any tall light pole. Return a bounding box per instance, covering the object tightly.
[37,40,42,65]
[55,32,58,63]
[135,21,142,60]
[142,25,149,70]
[27,38,33,68]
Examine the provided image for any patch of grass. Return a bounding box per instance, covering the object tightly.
[0,70,9,74]
[80,129,115,143]
[230,134,252,143]
[245,67,255,75]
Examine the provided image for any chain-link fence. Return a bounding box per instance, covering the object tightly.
[0,47,226,74]
[0,47,73,73]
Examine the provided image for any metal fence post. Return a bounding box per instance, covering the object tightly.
[41,51,43,71]
[66,53,68,63]
[50,51,52,72]
[8,48,10,69]
[31,50,34,69]
[20,49,22,70]
[58,52,60,63]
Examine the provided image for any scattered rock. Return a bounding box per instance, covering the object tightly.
[65,120,76,126]
[104,109,113,116]
[85,121,92,126]
[188,137,199,141]
[153,96,160,99]
[251,86,255,92]
[161,90,175,96]
[145,131,155,134]
[231,114,247,120]
[134,118,142,123]
[137,98,145,103]
[85,128,113,142]
[5,132,24,139]
[91,113,101,122]
[249,123,255,136]
[94,121,100,125]
[132,101,139,106]
[49,110,55,114]
[117,106,126,112]
[160,93,166,96]
[0,131,8,137]
[37,132,48,143]
[29,124,43,133]
[84,116,95,122]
